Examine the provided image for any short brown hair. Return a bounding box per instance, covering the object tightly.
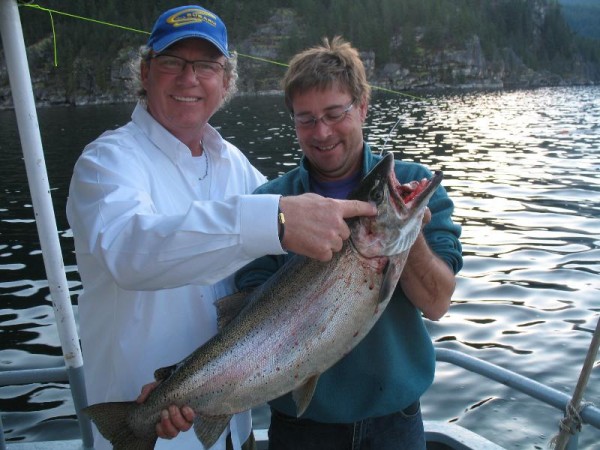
[282,36,371,112]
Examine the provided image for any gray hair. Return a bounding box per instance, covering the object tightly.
[130,45,239,106]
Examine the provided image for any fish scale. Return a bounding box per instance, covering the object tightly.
[83,153,443,449]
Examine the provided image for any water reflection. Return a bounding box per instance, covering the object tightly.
[373,87,599,448]
[0,86,598,448]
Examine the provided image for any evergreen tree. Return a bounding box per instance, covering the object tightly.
[3,0,598,100]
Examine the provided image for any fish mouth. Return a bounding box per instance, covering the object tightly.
[349,154,443,259]
[389,169,443,213]
[378,169,443,256]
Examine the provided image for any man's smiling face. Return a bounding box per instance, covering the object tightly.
[291,83,368,182]
[142,38,229,140]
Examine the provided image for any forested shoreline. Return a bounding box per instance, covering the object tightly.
[1,0,598,107]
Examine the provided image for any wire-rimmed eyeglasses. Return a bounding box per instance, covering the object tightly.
[291,101,355,129]
[150,54,225,79]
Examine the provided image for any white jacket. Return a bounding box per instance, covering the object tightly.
[67,103,282,449]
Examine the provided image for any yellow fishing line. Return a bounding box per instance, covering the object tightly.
[237,53,289,68]
[21,3,148,67]
[48,10,57,66]
[19,2,425,100]
[21,3,149,35]
[371,85,429,101]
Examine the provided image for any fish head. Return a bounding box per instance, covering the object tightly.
[348,152,443,258]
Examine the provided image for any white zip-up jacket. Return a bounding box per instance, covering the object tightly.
[67,103,283,449]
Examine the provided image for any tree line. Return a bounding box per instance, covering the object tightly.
[8,0,600,89]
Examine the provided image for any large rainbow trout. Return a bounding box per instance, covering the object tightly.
[84,153,443,449]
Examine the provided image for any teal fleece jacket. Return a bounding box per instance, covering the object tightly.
[235,144,462,423]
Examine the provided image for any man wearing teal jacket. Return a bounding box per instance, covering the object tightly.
[235,37,462,450]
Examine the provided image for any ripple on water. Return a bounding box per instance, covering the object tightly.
[1,87,599,447]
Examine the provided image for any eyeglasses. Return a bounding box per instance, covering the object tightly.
[291,101,355,129]
[150,54,225,79]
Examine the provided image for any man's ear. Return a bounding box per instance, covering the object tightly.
[141,60,150,89]
[358,97,369,122]
[222,75,230,99]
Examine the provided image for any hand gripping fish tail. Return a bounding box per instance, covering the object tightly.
[83,152,443,449]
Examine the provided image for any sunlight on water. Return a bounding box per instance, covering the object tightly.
[0,86,598,448]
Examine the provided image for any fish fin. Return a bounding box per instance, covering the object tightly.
[214,289,254,329]
[378,260,401,304]
[293,374,319,417]
[154,364,177,382]
[83,401,156,450]
[194,414,232,448]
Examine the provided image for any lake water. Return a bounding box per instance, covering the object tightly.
[0,86,599,448]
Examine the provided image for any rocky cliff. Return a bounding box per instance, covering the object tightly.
[0,6,597,109]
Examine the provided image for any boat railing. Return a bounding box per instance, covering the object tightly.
[1,348,599,450]
[0,0,94,448]
[436,348,600,450]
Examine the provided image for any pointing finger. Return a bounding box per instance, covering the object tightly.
[338,199,377,219]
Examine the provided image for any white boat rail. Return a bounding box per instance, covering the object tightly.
[0,0,92,448]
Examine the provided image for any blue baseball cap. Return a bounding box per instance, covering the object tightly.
[147,5,230,57]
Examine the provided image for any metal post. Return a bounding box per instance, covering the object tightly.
[0,0,93,447]
[0,414,6,450]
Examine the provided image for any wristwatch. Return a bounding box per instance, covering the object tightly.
[277,207,285,242]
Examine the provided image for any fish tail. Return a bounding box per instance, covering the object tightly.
[83,401,157,450]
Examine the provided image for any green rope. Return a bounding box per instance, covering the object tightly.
[19,2,423,100]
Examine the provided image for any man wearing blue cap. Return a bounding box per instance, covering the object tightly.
[67,5,375,450]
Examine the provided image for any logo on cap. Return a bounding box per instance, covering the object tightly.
[147,5,229,56]
[167,8,217,28]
